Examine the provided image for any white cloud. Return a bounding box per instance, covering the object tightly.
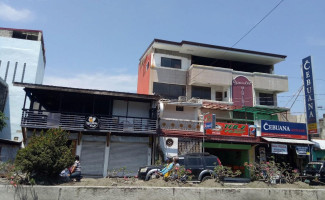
[306,37,325,47]
[0,2,33,22]
[44,73,138,93]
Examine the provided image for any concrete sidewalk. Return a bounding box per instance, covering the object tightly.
[1,185,325,200]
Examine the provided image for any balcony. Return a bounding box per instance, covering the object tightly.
[188,65,288,93]
[21,109,157,134]
[160,118,202,132]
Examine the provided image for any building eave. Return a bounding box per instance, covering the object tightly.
[13,82,160,101]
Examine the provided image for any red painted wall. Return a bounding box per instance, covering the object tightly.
[137,54,151,94]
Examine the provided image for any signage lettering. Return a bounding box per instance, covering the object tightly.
[261,120,307,139]
[302,56,317,134]
[232,76,253,107]
[208,122,254,137]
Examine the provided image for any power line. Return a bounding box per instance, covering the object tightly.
[231,0,285,48]
[189,0,285,82]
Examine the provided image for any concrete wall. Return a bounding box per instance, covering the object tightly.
[0,36,45,141]
[162,104,198,121]
[1,185,325,200]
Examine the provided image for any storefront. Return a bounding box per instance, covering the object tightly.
[203,121,259,178]
[311,139,325,161]
[260,120,313,172]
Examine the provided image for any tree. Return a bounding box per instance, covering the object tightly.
[15,128,74,183]
[0,111,8,132]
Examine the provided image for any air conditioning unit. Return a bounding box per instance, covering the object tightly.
[178,96,187,102]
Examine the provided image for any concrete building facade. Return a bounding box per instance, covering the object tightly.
[0,28,46,142]
[137,39,312,175]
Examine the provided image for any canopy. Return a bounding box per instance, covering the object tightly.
[262,137,314,145]
[312,139,325,150]
[234,106,289,115]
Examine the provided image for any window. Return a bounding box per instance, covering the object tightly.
[161,57,181,69]
[176,106,184,111]
[224,91,227,98]
[259,93,274,106]
[192,86,211,100]
[233,111,254,120]
[153,82,185,99]
[146,62,149,71]
[215,92,223,101]
[204,157,218,167]
[187,157,203,166]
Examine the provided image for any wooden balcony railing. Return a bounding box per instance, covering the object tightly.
[21,109,157,134]
[160,118,202,132]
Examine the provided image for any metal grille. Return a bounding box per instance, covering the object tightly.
[178,138,202,155]
[21,109,157,134]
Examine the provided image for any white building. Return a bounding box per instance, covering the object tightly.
[0,28,46,142]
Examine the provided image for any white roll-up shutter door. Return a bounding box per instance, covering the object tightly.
[108,136,149,176]
[80,141,106,177]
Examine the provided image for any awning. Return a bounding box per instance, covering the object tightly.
[311,139,325,150]
[234,106,289,115]
[262,137,314,145]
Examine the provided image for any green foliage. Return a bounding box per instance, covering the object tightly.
[244,158,300,184]
[14,128,74,183]
[214,165,242,184]
[0,111,8,131]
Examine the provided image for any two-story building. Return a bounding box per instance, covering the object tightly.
[137,39,313,175]
[16,83,159,177]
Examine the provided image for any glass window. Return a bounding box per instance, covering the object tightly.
[187,157,203,166]
[305,163,322,171]
[178,157,185,166]
[215,92,223,101]
[153,82,185,99]
[259,93,274,106]
[161,57,181,69]
[204,157,218,166]
[192,86,211,100]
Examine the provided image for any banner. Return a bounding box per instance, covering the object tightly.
[296,146,310,156]
[232,76,253,107]
[302,56,318,134]
[271,144,287,155]
[208,122,254,137]
[261,120,307,139]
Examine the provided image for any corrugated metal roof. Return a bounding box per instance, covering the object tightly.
[13,82,160,100]
[262,137,314,145]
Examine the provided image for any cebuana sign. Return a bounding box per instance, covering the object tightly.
[261,120,307,139]
[302,56,317,134]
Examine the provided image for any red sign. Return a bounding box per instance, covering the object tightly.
[232,76,253,107]
[207,122,255,137]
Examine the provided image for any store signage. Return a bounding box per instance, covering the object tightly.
[261,120,307,139]
[232,76,253,107]
[208,122,254,137]
[204,114,212,130]
[85,116,99,129]
[302,56,318,134]
[296,146,310,156]
[271,143,288,155]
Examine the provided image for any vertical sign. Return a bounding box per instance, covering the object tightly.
[204,114,212,135]
[302,56,318,134]
[232,76,253,107]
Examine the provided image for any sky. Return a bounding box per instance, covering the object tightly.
[1,0,325,118]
